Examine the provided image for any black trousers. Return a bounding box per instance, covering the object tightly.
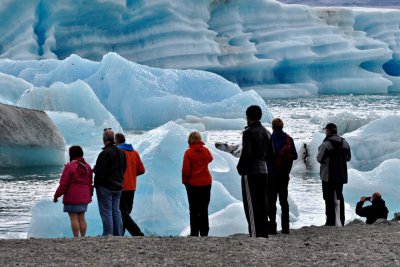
[120,190,144,236]
[185,184,211,237]
[322,181,345,226]
[268,174,290,232]
[241,174,269,238]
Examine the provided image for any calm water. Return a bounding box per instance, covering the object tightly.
[1,95,399,239]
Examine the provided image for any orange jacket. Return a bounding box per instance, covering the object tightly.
[182,141,213,186]
[121,149,145,191]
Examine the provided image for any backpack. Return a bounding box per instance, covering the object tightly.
[327,138,348,186]
[274,134,296,174]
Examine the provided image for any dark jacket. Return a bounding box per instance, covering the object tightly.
[94,143,127,191]
[269,130,298,176]
[356,198,389,224]
[237,121,273,176]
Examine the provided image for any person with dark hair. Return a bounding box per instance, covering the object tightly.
[267,118,297,234]
[93,129,126,236]
[182,131,213,236]
[317,123,351,226]
[115,133,145,236]
[356,192,389,224]
[237,105,273,238]
[54,146,93,237]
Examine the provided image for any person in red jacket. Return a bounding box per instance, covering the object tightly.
[54,146,93,237]
[115,133,145,236]
[182,131,213,236]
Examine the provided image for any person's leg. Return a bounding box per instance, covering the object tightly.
[77,212,87,237]
[199,185,211,237]
[112,190,123,236]
[186,184,200,236]
[241,176,252,236]
[322,181,335,226]
[244,174,268,238]
[267,176,278,235]
[68,212,80,237]
[96,186,113,236]
[120,191,144,236]
[337,184,345,226]
[279,177,290,234]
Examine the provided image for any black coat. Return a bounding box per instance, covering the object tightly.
[94,143,127,191]
[356,198,389,224]
[237,121,274,176]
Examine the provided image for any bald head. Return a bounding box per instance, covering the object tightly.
[103,129,115,145]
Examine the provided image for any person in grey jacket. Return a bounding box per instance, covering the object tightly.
[317,123,351,226]
[237,105,274,238]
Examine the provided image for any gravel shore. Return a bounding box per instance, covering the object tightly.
[1,223,400,266]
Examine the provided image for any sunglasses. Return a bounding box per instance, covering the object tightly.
[103,128,112,131]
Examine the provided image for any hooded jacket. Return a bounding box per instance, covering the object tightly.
[237,121,273,176]
[182,141,213,186]
[118,143,145,191]
[317,134,351,184]
[356,198,389,224]
[54,157,93,204]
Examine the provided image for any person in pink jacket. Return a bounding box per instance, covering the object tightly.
[54,146,93,237]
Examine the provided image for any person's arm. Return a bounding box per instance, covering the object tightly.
[291,138,298,160]
[182,150,191,184]
[93,151,107,185]
[237,131,251,176]
[343,139,351,162]
[136,152,145,176]
[316,142,327,163]
[355,199,371,217]
[54,164,72,202]
[206,147,213,163]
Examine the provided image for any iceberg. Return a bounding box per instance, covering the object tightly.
[0,103,65,167]
[0,0,399,96]
[0,53,272,130]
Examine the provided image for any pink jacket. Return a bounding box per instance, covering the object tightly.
[54,158,93,205]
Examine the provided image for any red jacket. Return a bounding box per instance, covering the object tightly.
[182,141,213,186]
[121,150,145,191]
[54,158,93,205]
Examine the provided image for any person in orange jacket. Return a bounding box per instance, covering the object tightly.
[115,133,145,236]
[182,131,213,236]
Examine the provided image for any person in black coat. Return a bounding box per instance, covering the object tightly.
[94,129,126,236]
[237,105,274,238]
[356,192,389,224]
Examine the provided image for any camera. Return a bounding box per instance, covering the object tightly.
[365,197,371,201]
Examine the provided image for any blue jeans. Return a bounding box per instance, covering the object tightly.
[96,186,123,236]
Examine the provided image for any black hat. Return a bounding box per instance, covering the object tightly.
[324,123,337,131]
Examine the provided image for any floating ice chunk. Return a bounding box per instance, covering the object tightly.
[17,80,121,131]
[321,112,375,135]
[344,116,400,171]
[176,115,246,131]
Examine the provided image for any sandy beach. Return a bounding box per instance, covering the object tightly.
[1,222,400,266]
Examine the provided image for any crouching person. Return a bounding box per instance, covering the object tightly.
[54,146,93,237]
[182,131,213,237]
[356,192,389,224]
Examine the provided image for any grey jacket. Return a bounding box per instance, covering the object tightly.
[316,134,351,183]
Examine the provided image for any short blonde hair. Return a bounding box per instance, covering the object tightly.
[188,131,202,144]
[272,118,284,131]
